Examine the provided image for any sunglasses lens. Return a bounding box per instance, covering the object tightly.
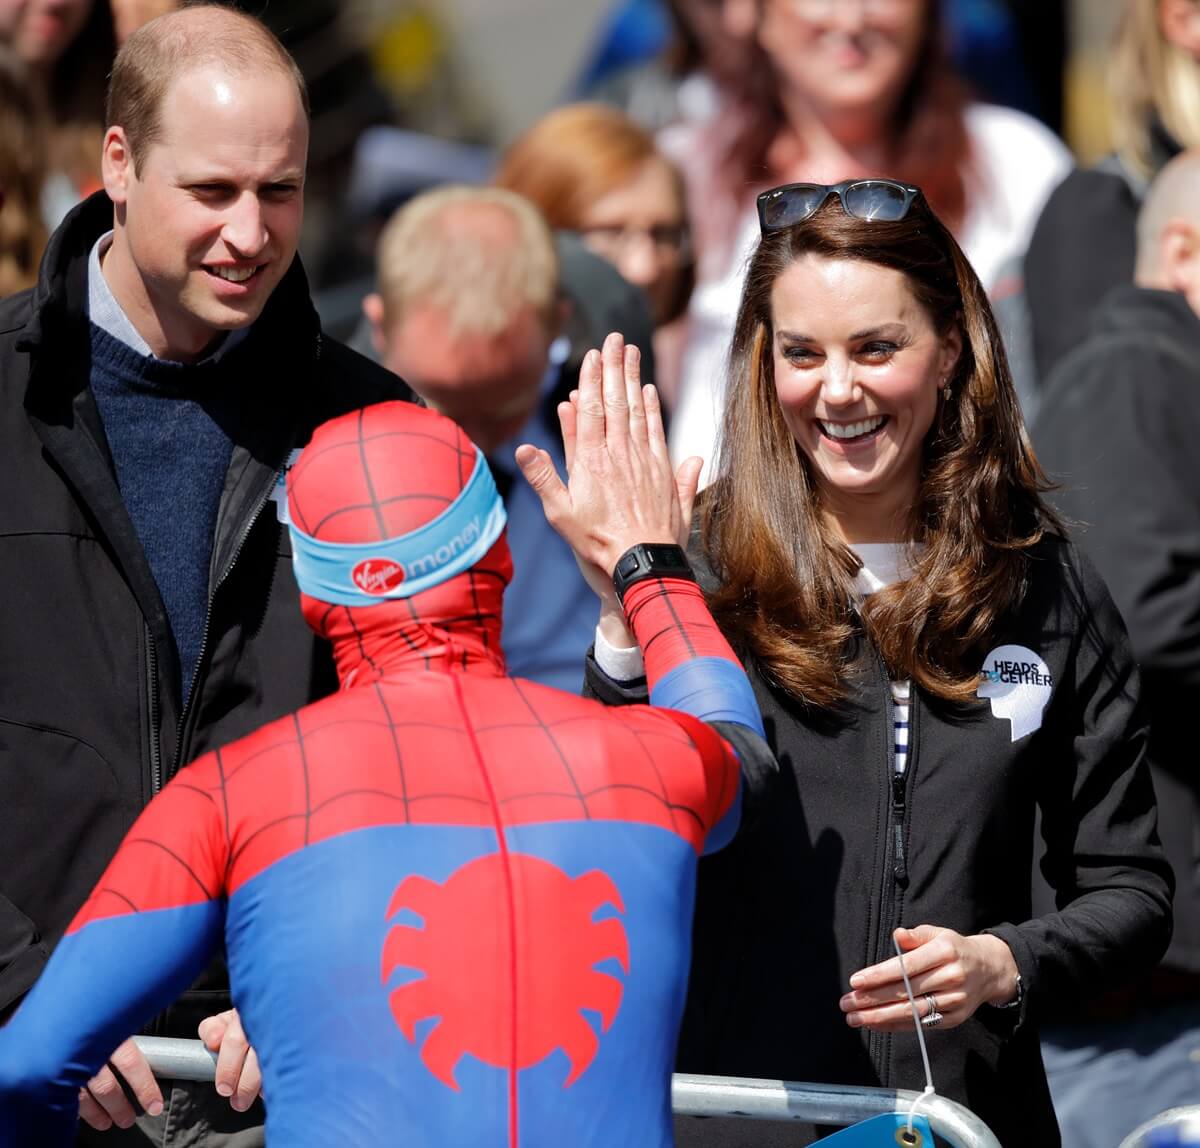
[761,186,827,230]
[843,182,909,221]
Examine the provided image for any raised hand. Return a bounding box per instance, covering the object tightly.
[516,331,701,579]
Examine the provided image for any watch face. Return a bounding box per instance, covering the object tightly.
[646,545,681,568]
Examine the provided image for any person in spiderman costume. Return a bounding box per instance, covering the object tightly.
[0,333,773,1147]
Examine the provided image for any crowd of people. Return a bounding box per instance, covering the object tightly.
[0,2,1196,1147]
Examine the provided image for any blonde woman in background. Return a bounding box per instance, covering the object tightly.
[1025,0,1200,380]
[0,44,46,299]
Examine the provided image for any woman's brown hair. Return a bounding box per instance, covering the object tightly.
[703,194,1058,707]
[0,45,47,298]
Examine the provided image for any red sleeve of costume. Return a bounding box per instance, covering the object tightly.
[620,576,764,852]
[68,751,230,932]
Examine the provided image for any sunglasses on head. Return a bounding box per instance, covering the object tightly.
[756,179,923,235]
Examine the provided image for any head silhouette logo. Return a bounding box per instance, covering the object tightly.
[977,644,1053,741]
[352,558,406,596]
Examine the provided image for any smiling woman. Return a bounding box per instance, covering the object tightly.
[584,183,1173,1145]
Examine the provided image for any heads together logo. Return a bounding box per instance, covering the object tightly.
[351,515,484,597]
[976,645,1054,742]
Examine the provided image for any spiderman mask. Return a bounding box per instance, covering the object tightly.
[286,401,514,682]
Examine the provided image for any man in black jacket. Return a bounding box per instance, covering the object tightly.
[1034,148,1200,1148]
[0,5,408,1145]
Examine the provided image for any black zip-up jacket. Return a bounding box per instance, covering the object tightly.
[1035,285,1200,978]
[586,533,1172,1146]
[0,193,411,1037]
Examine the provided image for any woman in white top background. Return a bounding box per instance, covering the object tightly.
[662,0,1071,485]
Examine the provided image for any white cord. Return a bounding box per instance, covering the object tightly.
[893,933,937,1136]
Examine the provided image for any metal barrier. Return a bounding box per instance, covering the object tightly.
[136,1037,1001,1148]
[1119,1105,1200,1147]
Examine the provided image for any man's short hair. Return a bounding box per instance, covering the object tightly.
[106,3,309,173]
[375,186,559,340]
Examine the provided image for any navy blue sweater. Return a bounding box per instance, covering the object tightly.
[89,323,238,697]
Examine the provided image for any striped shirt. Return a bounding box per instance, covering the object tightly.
[852,544,915,775]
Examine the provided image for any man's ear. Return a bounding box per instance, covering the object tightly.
[102,127,134,205]
[362,293,388,356]
[1162,219,1200,294]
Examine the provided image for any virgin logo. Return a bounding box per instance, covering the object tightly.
[352,558,405,596]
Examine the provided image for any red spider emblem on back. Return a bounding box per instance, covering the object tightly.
[381,852,629,1090]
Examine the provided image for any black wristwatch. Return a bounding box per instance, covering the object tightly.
[612,543,696,603]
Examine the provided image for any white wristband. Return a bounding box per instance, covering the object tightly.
[593,624,645,683]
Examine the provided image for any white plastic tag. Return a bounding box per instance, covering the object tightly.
[269,448,305,524]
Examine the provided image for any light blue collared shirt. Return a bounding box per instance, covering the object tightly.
[87,233,249,362]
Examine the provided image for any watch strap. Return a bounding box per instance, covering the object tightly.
[612,543,695,603]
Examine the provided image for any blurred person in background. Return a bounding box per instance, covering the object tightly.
[496,102,693,404]
[665,0,1071,486]
[0,42,47,298]
[1025,0,1200,384]
[1034,148,1200,1148]
[0,0,118,227]
[108,0,175,44]
[362,186,610,692]
[575,0,757,132]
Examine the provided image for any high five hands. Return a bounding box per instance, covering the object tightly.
[516,331,701,587]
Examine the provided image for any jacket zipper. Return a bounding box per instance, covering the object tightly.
[867,656,918,1078]
[146,629,163,795]
[891,770,909,888]
[167,469,284,783]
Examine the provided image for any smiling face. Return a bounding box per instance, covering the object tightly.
[758,0,928,128]
[100,63,307,362]
[770,253,960,541]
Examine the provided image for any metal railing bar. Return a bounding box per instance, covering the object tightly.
[135,1038,1001,1148]
[674,1073,1000,1147]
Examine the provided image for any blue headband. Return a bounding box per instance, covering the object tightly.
[288,450,507,605]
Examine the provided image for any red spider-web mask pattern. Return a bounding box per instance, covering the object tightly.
[287,402,514,683]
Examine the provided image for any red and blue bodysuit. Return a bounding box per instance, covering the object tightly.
[0,401,768,1147]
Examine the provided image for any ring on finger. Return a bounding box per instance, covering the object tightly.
[919,993,944,1027]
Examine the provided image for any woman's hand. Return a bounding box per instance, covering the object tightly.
[840,926,1020,1032]
[516,329,701,583]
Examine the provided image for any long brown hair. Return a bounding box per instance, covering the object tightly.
[0,45,46,298]
[703,195,1058,707]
